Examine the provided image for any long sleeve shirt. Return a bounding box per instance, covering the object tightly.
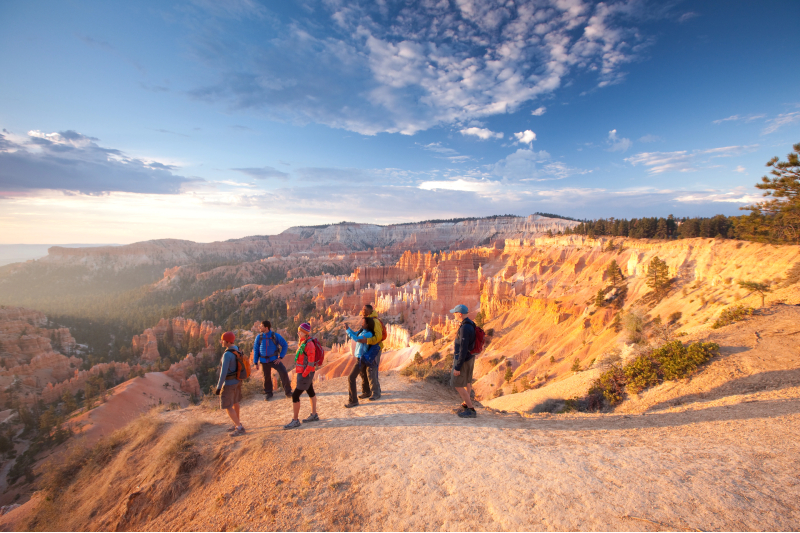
[453,320,476,371]
[216,346,241,390]
[294,338,317,378]
[345,327,373,359]
[364,311,384,349]
[253,331,288,364]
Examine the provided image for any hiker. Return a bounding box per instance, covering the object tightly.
[353,304,383,400]
[253,320,291,400]
[284,322,320,429]
[343,316,377,408]
[450,304,477,418]
[215,331,246,436]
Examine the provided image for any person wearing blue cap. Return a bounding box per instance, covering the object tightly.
[449,304,477,418]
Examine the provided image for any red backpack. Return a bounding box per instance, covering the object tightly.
[375,317,388,344]
[469,320,485,355]
[309,337,325,369]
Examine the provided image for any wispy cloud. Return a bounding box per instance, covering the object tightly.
[678,12,699,23]
[531,106,547,116]
[607,129,632,152]
[638,134,661,143]
[626,144,759,174]
[460,127,503,140]
[712,114,765,124]
[762,111,800,134]
[231,166,289,180]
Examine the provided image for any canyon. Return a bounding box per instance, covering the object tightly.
[0,214,799,529]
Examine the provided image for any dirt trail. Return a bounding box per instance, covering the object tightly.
[131,368,800,532]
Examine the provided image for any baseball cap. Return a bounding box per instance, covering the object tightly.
[449,304,468,314]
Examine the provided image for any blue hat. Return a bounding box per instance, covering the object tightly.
[449,304,468,314]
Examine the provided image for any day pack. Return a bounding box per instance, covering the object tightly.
[361,343,380,368]
[226,348,252,381]
[469,321,486,355]
[309,337,325,369]
[259,331,280,362]
[374,317,388,344]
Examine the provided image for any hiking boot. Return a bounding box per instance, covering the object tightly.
[303,413,320,422]
[457,408,477,419]
[265,393,274,401]
[226,425,238,432]
[344,402,359,408]
[358,393,371,399]
[452,405,466,414]
[368,395,381,401]
[230,426,246,437]
[283,419,301,430]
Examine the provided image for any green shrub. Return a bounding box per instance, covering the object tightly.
[712,305,754,329]
[570,358,581,372]
[587,365,626,407]
[624,355,661,393]
[654,340,719,380]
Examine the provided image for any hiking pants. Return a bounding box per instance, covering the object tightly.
[356,349,381,399]
[348,360,366,403]
[262,360,291,396]
[367,349,381,398]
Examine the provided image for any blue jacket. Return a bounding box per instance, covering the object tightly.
[453,319,476,371]
[253,331,288,364]
[217,345,241,390]
[345,327,373,359]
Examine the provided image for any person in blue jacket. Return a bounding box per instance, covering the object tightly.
[343,316,376,408]
[253,320,291,400]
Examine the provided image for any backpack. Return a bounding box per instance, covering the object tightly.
[374,317,388,344]
[309,337,325,369]
[225,348,252,381]
[361,343,380,368]
[468,319,486,355]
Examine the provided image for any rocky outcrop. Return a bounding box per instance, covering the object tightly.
[40,362,134,403]
[132,318,220,361]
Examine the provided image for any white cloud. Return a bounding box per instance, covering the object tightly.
[763,111,800,134]
[712,114,765,125]
[418,179,499,194]
[531,106,547,116]
[188,0,656,135]
[419,142,458,155]
[513,130,536,146]
[626,145,759,174]
[674,187,761,204]
[734,166,746,173]
[678,12,699,23]
[607,129,632,152]
[460,127,504,140]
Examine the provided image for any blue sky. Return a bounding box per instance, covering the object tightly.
[1,0,799,243]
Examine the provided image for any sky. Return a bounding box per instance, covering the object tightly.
[1,0,799,244]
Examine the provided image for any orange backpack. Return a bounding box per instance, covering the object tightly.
[225,348,251,381]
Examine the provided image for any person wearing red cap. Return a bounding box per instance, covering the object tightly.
[216,331,245,436]
[284,322,319,429]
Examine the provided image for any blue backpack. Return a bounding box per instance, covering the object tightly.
[361,344,381,368]
[258,332,280,363]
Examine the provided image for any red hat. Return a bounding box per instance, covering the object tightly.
[221,331,235,344]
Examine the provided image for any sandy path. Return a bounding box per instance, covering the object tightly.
[145,371,800,532]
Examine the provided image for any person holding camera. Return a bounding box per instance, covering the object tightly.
[343,315,376,408]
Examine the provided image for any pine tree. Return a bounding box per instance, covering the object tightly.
[738,142,800,243]
[737,280,771,307]
[654,218,669,239]
[605,260,624,286]
[645,257,671,297]
[504,366,514,382]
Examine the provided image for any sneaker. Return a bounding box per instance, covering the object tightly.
[368,395,381,401]
[230,426,246,437]
[265,393,274,401]
[358,393,371,399]
[283,419,301,430]
[452,405,466,414]
[303,413,320,422]
[226,425,238,432]
[457,408,477,419]
[343,402,359,408]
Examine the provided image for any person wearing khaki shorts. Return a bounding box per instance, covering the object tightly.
[215,331,246,437]
[450,304,477,418]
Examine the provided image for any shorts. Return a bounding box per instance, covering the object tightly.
[295,372,315,391]
[451,356,475,388]
[220,382,242,409]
